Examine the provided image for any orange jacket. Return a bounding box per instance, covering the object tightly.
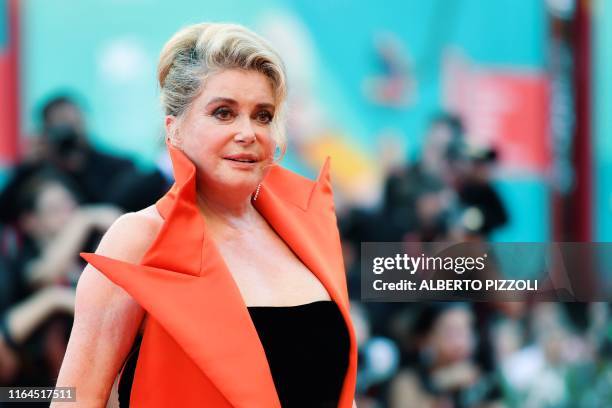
[81,144,358,407]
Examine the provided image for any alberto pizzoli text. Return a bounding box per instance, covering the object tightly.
[372,279,538,292]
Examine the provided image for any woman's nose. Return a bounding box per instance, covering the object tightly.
[234,117,256,144]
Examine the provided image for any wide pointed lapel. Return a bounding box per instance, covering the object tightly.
[81,252,279,408]
[140,144,201,276]
[254,158,358,408]
[82,143,281,408]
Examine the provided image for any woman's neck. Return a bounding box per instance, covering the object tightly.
[196,188,259,234]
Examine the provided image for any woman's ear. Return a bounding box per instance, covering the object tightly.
[164,115,181,147]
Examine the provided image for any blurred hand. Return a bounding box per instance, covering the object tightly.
[44,286,77,314]
[20,133,50,163]
[0,336,20,383]
[416,194,439,221]
[432,361,480,391]
[80,205,122,230]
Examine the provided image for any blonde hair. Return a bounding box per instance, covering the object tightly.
[158,22,287,157]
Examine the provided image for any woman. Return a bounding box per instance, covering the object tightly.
[54,23,357,407]
[13,168,120,288]
[389,303,502,408]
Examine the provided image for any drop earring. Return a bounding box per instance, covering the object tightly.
[252,183,261,201]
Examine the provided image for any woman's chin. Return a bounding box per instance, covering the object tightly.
[216,174,261,195]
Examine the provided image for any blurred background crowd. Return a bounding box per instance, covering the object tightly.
[1,0,611,407]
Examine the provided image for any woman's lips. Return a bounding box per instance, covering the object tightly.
[223,153,258,162]
[223,157,259,169]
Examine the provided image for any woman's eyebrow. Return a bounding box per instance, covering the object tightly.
[205,97,238,107]
[255,103,275,111]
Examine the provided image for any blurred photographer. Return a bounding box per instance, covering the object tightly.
[381,113,464,242]
[35,95,137,204]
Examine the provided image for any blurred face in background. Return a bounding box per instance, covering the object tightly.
[422,122,453,175]
[426,307,475,366]
[44,102,85,136]
[166,69,277,198]
[21,181,78,243]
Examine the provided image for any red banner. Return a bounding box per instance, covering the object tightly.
[0,0,19,165]
[444,53,551,173]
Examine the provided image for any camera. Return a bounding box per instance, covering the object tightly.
[45,125,81,157]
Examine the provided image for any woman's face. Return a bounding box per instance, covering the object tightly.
[24,181,77,241]
[167,69,277,196]
[427,307,475,365]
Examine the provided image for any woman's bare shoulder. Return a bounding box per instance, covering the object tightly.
[94,205,164,264]
[76,205,164,308]
[57,207,163,402]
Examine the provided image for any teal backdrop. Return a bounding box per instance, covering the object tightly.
[594,0,612,242]
[19,0,555,240]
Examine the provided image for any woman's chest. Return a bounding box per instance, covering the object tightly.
[213,229,331,306]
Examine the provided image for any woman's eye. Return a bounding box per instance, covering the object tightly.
[213,108,234,121]
[255,111,273,124]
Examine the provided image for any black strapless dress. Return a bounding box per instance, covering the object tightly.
[118,300,350,407]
